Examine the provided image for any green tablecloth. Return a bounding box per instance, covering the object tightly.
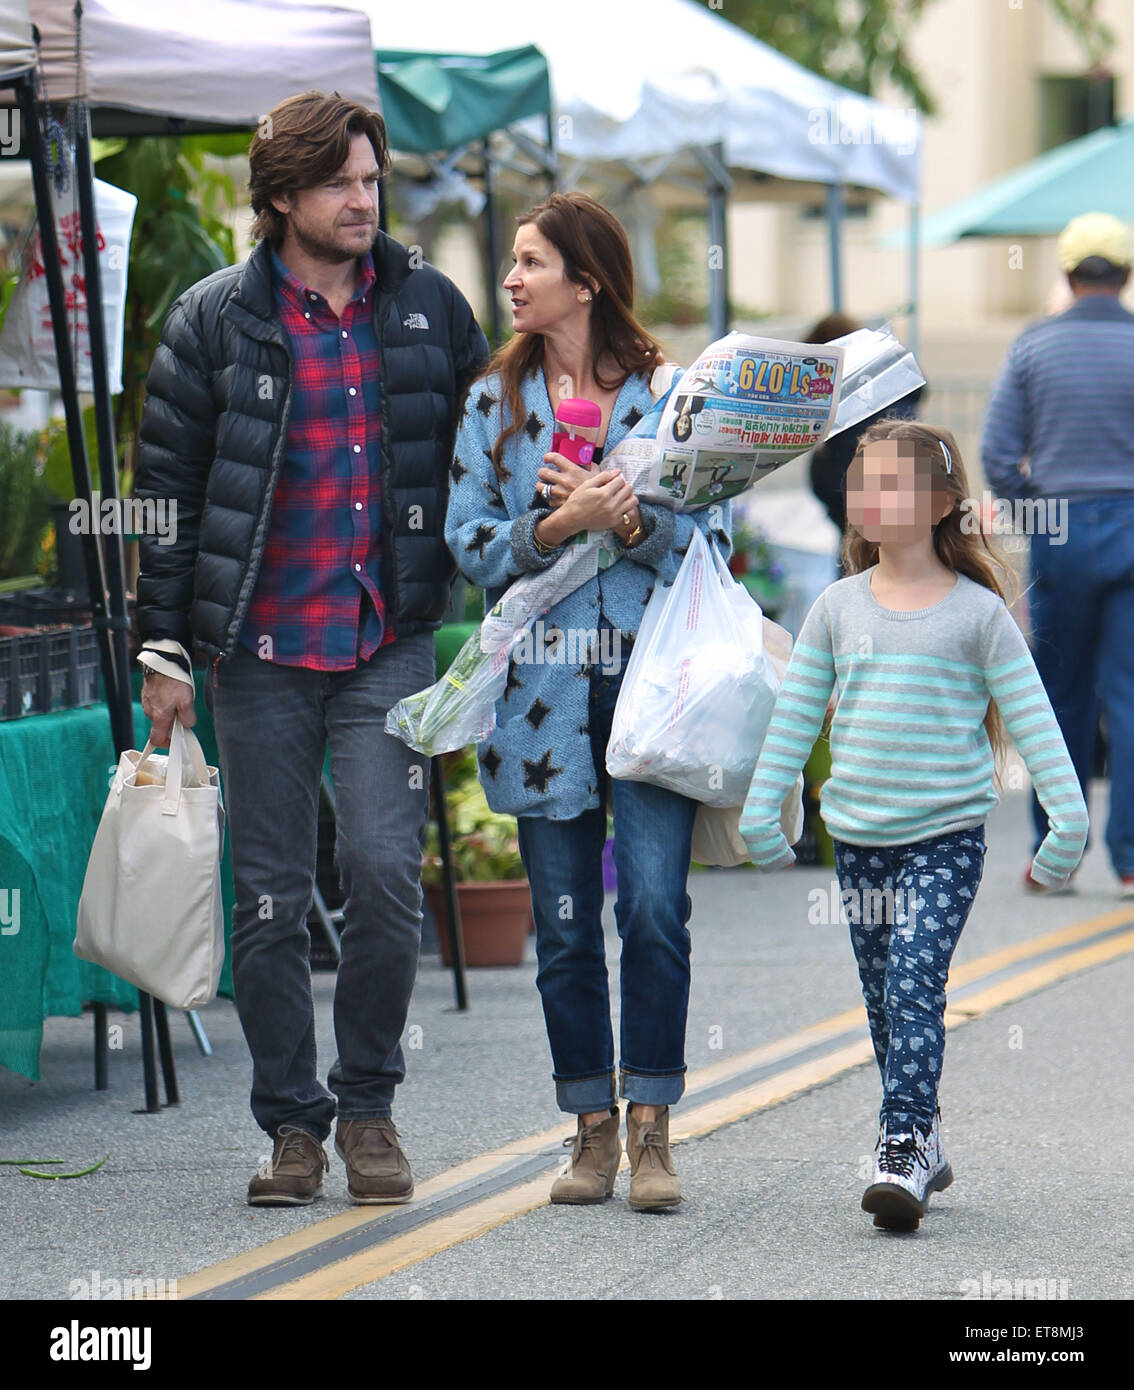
[0,701,150,1080]
[0,626,477,1081]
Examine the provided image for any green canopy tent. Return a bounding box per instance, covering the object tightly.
[375,45,553,346]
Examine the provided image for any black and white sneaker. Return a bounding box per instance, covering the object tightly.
[861,1120,932,1229]
[923,1106,954,1201]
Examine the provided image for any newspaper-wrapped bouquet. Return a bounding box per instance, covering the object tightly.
[387,324,924,755]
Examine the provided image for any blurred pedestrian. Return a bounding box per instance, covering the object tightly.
[981,212,1134,895]
[805,312,924,559]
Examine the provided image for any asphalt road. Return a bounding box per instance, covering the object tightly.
[1,780,1130,1304]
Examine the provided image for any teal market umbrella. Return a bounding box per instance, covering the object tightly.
[882,117,1134,245]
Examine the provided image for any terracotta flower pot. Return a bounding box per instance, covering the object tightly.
[425,880,532,967]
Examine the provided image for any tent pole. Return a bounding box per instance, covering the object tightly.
[14,75,119,742]
[482,137,502,349]
[908,199,920,363]
[707,142,730,338]
[77,108,175,1113]
[545,110,557,195]
[827,182,844,313]
[74,111,134,765]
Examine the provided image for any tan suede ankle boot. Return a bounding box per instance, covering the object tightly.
[549,1108,621,1204]
[626,1105,682,1210]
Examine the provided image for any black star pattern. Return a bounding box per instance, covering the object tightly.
[523,410,545,442]
[483,479,505,510]
[465,522,496,559]
[712,528,730,552]
[484,447,511,483]
[641,585,654,606]
[450,455,468,485]
[504,660,525,702]
[481,745,502,779]
[522,749,564,795]
[476,390,497,416]
[525,697,551,730]
[621,405,644,429]
[578,723,590,736]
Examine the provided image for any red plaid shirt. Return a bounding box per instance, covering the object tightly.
[239,247,394,669]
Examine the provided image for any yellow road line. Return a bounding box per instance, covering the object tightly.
[255,923,1134,1300]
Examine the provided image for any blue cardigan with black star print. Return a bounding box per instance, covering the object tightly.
[445,365,733,821]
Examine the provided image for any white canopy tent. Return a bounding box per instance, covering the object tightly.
[333,0,922,340]
[0,0,379,132]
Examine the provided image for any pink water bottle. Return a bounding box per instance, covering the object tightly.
[551,397,602,467]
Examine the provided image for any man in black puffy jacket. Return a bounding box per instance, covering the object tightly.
[134,91,489,1207]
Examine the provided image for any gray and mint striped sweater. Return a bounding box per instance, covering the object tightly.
[739,568,1088,887]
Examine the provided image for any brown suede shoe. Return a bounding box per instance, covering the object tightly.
[335,1118,415,1205]
[247,1125,329,1207]
[626,1105,682,1211]
[549,1108,621,1204]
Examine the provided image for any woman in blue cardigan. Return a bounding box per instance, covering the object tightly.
[446,191,731,1211]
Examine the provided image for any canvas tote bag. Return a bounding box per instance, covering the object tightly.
[75,717,225,1009]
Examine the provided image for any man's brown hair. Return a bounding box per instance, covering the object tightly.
[248,90,390,247]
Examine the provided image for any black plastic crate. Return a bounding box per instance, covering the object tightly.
[0,587,91,627]
[0,625,101,719]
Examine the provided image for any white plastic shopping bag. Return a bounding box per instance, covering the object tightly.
[0,177,137,393]
[689,596,803,864]
[75,718,225,1009]
[606,528,781,806]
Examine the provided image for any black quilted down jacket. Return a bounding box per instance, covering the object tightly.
[134,230,489,661]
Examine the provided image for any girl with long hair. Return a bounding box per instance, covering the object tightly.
[445,191,732,1211]
[738,418,1087,1229]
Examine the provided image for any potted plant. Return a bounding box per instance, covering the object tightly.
[422,746,532,967]
[727,514,787,620]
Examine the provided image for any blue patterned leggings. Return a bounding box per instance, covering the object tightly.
[832,826,987,1135]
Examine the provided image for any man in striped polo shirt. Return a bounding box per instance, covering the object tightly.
[981,212,1134,896]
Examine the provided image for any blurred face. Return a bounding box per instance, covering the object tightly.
[845,439,954,545]
[503,223,592,335]
[272,132,380,263]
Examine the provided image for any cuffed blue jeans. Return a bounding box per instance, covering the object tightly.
[210,632,435,1141]
[1028,496,1134,875]
[516,636,699,1114]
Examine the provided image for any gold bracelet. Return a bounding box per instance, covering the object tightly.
[622,521,645,548]
[533,523,557,555]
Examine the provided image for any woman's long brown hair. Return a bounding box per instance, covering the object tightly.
[479,192,664,479]
[840,418,1020,784]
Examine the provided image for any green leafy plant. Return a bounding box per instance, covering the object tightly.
[728,514,787,616]
[422,746,526,883]
[89,136,238,491]
[0,420,52,581]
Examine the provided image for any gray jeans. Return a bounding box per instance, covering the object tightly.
[209,632,435,1141]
